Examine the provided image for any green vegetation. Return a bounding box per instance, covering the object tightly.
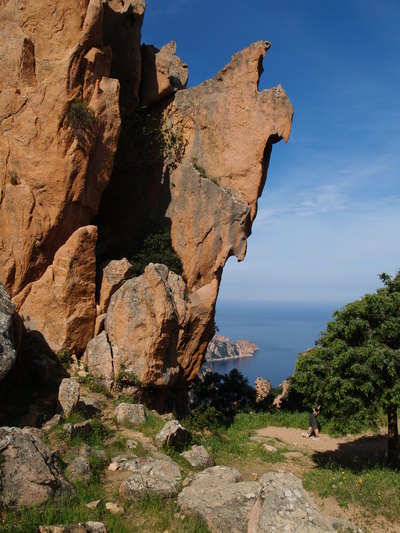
[56,347,73,370]
[189,369,256,416]
[304,466,400,521]
[116,364,142,388]
[192,157,219,184]
[76,373,112,397]
[292,269,400,467]
[130,227,183,278]
[117,105,186,171]
[8,170,18,185]
[66,98,96,140]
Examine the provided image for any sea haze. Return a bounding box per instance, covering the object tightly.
[205,300,344,387]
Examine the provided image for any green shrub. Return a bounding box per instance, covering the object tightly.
[56,347,73,370]
[116,369,142,387]
[130,227,183,278]
[66,98,96,140]
[77,373,111,397]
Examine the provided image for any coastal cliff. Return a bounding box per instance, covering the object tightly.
[206,335,259,362]
[0,0,293,411]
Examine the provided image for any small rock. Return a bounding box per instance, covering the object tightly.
[87,499,101,509]
[108,462,120,472]
[42,414,62,430]
[126,439,138,449]
[115,403,146,425]
[180,445,215,469]
[58,378,80,417]
[282,451,303,459]
[66,456,92,482]
[263,443,278,453]
[155,419,191,448]
[78,396,102,416]
[64,419,92,439]
[105,502,124,515]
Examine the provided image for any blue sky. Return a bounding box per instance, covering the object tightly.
[142,1,400,304]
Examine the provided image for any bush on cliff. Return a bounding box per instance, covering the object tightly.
[130,227,183,277]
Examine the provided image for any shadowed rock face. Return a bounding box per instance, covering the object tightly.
[0,0,292,407]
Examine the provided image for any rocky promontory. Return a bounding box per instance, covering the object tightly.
[205,335,259,361]
[0,0,292,412]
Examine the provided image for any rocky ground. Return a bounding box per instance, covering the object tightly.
[4,371,395,532]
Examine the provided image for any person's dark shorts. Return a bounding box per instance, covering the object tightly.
[308,412,318,431]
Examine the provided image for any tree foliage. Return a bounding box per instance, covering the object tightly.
[292,270,400,466]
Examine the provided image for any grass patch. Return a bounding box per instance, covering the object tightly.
[135,409,166,439]
[304,465,400,521]
[76,373,112,397]
[192,157,219,184]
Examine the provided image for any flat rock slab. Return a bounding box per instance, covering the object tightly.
[177,466,259,533]
[118,455,182,500]
[39,523,107,533]
[115,403,146,425]
[0,426,74,507]
[247,472,335,533]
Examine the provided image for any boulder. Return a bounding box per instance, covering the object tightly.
[105,264,186,387]
[19,226,98,355]
[78,396,102,417]
[105,502,124,515]
[247,472,335,533]
[115,403,146,425]
[84,331,114,388]
[0,283,18,382]
[140,41,188,106]
[180,445,215,469]
[98,258,132,314]
[65,456,92,483]
[117,455,182,500]
[58,378,80,417]
[0,426,74,507]
[155,419,191,448]
[177,466,258,533]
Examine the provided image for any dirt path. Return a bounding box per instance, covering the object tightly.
[255,426,387,459]
[255,426,399,533]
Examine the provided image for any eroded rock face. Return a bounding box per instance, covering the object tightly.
[98,258,132,315]
[0,426,75,507]
[19,226,97,355]
[0,0,123,298]
[255,377,272,404]
[58,378,80,417]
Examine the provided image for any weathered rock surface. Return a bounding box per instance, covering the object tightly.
[180,444,215,469]
[155,419,191,448]
[140,41,188,106]
[255,377,272,403]
[64,419,93,440]
[65,456,92,483]
[177,466,259,533]
[247,472,335,532]
[0,426,74,507]
[86,263,186,389]
[0,0,123,298]
[98,258,132,314]
[0,284,18,381]
[58,378,80,417]
[19,226,98,355]
[117,455,182,500]
[39,523,107,533]
[115,402,146,425]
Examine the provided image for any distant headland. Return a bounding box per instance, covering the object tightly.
[205,335,259,362]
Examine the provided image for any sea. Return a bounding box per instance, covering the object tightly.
[204,300,344,387]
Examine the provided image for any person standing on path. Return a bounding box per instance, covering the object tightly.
[302,405,321,441]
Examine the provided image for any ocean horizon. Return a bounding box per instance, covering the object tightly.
[204,299,345,387]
